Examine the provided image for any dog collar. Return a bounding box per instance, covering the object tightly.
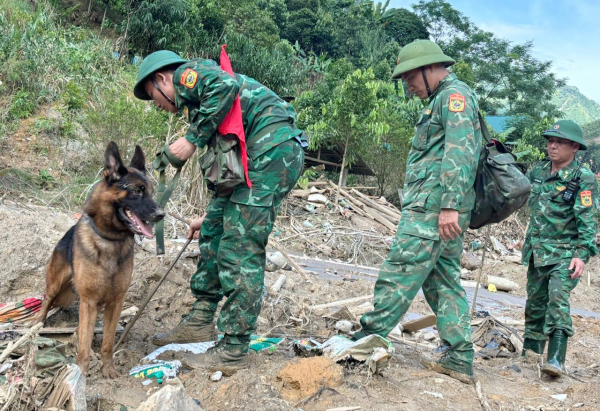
[83,213,122,242]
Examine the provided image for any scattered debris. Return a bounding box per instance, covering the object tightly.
[471,313,523,358]
[461,251,482,270]
[483,275,520,292]
[401,314,437,334]
[135,379,203,411]
[210,371,222,382]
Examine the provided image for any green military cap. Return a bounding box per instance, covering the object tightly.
[542,119,587,150]
[392,40,455,80]
[133,50,188,100]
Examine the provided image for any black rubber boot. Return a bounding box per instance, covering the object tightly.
[542,330,568,377]
[522,338,546,356]
[152,309,216,346]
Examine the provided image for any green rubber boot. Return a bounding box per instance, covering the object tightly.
[522,338,546,356]
[152,308,216,346]
[542,330,568,377]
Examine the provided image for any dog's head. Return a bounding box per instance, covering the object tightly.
[98,141,165,238]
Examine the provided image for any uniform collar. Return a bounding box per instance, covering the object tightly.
[429,73,457,100]
[545,158,579,181]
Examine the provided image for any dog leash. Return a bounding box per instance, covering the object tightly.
[115,236,193,351]
[152,145,187,255]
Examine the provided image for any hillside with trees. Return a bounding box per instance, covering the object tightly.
[0,0,594,204]
[553,85,600,126]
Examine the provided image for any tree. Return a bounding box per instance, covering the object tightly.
[381,8,429,46]
[306,68,392,202]
[412,0,564,119]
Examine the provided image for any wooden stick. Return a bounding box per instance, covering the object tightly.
[270,240,311,280]
[0,323,42,363]
[270,274,287,293]
[115,237,193,350]
[483,275,519,292]
[471,225,490,318]
[329,182,397,232]
[475,381,493,411]
[312,295,372,310]
[12,326,124,335]
[350,189,401,221]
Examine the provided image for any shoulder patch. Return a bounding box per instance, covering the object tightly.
[580,190,592,207]
[180,68,199,89]
[448,93,465,112]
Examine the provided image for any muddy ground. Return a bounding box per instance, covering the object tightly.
[1,199,600,410]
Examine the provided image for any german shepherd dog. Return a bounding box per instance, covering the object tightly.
[35,141,165,378]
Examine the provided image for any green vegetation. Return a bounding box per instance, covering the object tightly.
[552,85,600,127]
[0,0,593,209]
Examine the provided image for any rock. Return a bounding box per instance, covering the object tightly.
[307,194,328,204]
[335,320,353,333]
[135,379,203,411]
[210,371,222,382]
[551,394,567,402]
[390,324,404,336]
[502,254,522,265]
[461,251,481,270]
[490,236,509,255]
[302,220,314,229]
[266,251,290,270]
[422,332,437,341]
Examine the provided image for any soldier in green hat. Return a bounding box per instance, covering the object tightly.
[133,50,307,375]
[521,119,598,377]
[352,40,482,384]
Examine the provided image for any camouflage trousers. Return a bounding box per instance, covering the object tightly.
[524,260,579,340]
[359,210,474,365]
[190,138,304,344]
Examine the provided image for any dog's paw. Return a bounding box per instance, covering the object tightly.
[102,365,120,379]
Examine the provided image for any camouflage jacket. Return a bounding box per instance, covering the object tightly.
[522,158,599,267]
[402,73,481,216]
[173,58,304,160]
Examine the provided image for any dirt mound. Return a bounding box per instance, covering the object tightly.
[276,356,343,401]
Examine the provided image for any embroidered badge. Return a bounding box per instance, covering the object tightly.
[181,68,198,89]
[554,124,560,130]
[556,186,566,192]
[581,190,592,207]
[424,108,432,115]
[448,93,465,112]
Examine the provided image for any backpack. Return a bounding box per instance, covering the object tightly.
[469,113,531,229]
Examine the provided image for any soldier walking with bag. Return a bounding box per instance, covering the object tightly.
[133,49,307,375]
[521,120,598,377]
[352,40,481,384]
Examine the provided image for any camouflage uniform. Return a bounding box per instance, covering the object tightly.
[356,73,481,371]
[174,59,306,349]
[522,158,599,340]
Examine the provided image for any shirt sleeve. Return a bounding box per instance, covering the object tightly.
[573,171,599,262]
[178,63,240,149]
[439,89,481,210]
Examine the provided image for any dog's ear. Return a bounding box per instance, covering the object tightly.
[129,145,146,175]
[104,141,128,182]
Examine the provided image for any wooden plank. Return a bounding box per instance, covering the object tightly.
[401,314,437,333]
[10,326,124,335]
[311,295,372,310]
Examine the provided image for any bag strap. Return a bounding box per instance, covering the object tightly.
[477,112,492,145]
[152,144,186,255]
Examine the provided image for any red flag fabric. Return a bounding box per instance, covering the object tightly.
[218,45,251,187]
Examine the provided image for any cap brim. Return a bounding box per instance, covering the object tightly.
[392,55,455,79]
[543,132,588,150]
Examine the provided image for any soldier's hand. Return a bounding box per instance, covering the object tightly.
[569,258,585,279]
[187,212,207,240]
[169,136,197,161]
[439,209,461,241]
